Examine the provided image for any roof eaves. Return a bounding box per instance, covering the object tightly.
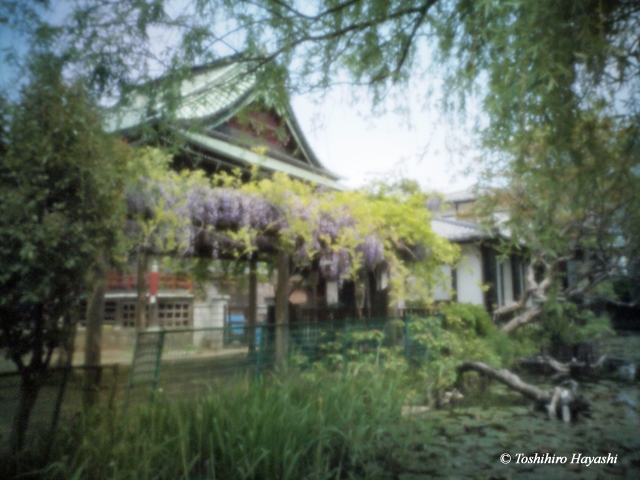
[444,187,478,203]
[205,129,341,180]
[436,217,486,230]
[184,86,257,130]
[178,129,347,191]
[431,218,504,243]
[282,102,342,179]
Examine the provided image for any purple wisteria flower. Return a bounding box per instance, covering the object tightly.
[186,187,279,230]
[357,235,384,269]
[128,179,388,276]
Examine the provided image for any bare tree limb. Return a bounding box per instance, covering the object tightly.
[457,361,552,403]
[491,297,527,319]
[393,1,436,76]
[500,303,543,334]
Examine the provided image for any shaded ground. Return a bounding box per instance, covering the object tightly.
[374,334,640,480]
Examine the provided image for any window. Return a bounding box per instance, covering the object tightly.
[158,300,192,327]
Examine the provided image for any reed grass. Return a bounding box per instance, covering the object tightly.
[44,370,409,480]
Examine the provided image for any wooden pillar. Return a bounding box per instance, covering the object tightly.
[248,256,258,355]
[275,251,289,363]
[135,251,148,329]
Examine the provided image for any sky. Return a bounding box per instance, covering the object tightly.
[0,1,481,195]
[291,86,480,194]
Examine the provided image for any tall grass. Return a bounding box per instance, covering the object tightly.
[44,370,409,480]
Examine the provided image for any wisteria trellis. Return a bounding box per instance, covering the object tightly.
[125,161,458,302]
[128,182,386,280]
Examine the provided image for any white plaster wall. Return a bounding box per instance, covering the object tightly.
[433,264,453,301]
[257,282,274,322]
[193,294,229,349]
[326,281,339,305]
[500,258,514,306]
[455,244,484,306]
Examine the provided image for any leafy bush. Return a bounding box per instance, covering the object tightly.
[538,300,614,347]
[438,302,494,337]
[407,314,504,399]
[308,308,530,405]
[403,302,539,402]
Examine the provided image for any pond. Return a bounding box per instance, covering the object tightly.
[374,334,640,479]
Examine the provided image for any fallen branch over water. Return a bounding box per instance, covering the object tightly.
[519,353,607,376]
[456,361,590,422]
[457,362,552,402]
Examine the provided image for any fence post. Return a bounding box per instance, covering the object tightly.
[152,329,165,395]
[342,319,350,379]
[404,315,410,362]
[256,324,265,379]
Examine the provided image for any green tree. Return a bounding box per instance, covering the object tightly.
[26,1,631,107]
[0,56,130,455]
[478,114,640,332]
[6,0,640,334]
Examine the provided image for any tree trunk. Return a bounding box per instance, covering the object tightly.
[135,251,148,330]
[8,370,42,456]
[494,258,552,334]
[355,276,365,319]
[275,251,289,363]
[44,316,77,463]
[8,303,49,458]
[84,252,107,408]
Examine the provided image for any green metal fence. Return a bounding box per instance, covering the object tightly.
[125,317,425,403]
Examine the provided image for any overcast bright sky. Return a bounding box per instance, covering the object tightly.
[290,84,481,194]
[0,1,481,195]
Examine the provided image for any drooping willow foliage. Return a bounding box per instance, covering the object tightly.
[125,149,458,303]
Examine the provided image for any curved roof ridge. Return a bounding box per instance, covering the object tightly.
[106,56,344,187]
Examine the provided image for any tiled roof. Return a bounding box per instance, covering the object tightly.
[431,218,494,242]
[105,60,344,189]
[105,62,256,132]
[444,187,478,203]
[174,63,257,123]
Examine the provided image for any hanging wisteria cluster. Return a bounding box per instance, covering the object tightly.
[125,177,193,254]
[357,235,385,269]
[186,186,280,231]
[126,177,182,217]
[126,180,387,280]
